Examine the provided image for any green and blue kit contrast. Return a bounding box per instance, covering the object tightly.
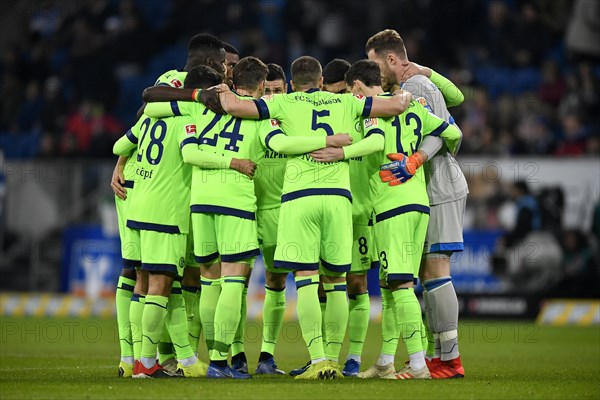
[365,99,461,283]
[255,89,372,276]
[113,114,194,277]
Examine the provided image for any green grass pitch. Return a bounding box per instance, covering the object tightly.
[1,317,599,399]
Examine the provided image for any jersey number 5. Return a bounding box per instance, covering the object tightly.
[137,118,167,165]
[311,109,334,136]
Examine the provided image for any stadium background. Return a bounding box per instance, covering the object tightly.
[0,0,599,392]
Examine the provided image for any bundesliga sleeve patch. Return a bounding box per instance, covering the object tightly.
[354,94,365,100]
[185,124,197,136]
[270,119,280,127]
[170,79,183,88]
[363,118,378,128]
[416,97,433,113]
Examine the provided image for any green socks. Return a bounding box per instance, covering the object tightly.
[158,319,173,365]
[129,293,145,361]
[182,285,201,354]
[380,288,399,358]
[319,295,327,345]
[347,292,370,360]
[295,275,324,362]
[231,286,248,357]
[323,282,348,362]
[392,287,424,356]
[199,277,222,352]
[116,276,135,361]
[140,295,168,367]
[211,276,245,362]
[166,284,194,361]
[261,286,286,356]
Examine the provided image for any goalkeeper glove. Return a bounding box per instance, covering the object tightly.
[379,152,426,186]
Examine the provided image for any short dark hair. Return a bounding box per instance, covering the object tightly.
[323,59,351,84]
[222,42,239,55]
[233,56,268,90]
[345,60,382,87]
[267,63,286,82]
[291,56,322,87]
[188,33,223,52]
[184,65,223,89]
[365,29,407,59]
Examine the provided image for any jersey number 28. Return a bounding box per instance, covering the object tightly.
[137,118,167,165]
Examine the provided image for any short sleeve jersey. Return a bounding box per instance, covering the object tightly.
[365,99,454,217]
[154,69,187,88]
[184,96,281,215]
[125,114,194,234]
[254,119,288,210]
[349,116,381,225]
[255,89,372,201]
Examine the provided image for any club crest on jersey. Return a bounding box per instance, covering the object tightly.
[363,118,378,128]
[270,119,280,127]
[171,79,182,88]
[416,97,433,113]
[185,124,197,135]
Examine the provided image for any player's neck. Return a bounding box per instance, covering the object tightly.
[362,86,384,97]
[234,87,259,99]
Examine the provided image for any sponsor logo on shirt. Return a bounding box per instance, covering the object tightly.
[185,124,197,136]
[363,118,378,129]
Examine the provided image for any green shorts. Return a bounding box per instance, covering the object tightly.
[257,207,281,273]
[191,212,260,265]
[273,195,352,277]
[374,210,429,283]
[185,216,199,268]
[351,222,379,274]
[128,229,187,277]
[115,194,140,269]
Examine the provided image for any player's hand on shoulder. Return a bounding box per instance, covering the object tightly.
[399,62,432,81]
[200,84,229,115]
[310,148,344,163]
[325,133,352,148]
[231,158,257,179]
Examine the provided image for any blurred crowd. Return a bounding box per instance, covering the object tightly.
[0,0,599,158]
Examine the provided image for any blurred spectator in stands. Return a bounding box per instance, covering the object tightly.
[514,115,555,155]
[511,3,551,67]
[17,81,43,133]
[39,76,67,156]
[559,229,598,296]
[64,100,123,157]
[500,181,541,248]
[555,114,588,156]
[566,0,600,62]
[29,0,63,38]
[537,60,566,107]
[482,0,513,66]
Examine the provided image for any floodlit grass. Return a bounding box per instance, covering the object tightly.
[1,317,599,399]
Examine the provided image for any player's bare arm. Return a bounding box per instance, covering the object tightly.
[368,89,412,117]
[111,156,128,200]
